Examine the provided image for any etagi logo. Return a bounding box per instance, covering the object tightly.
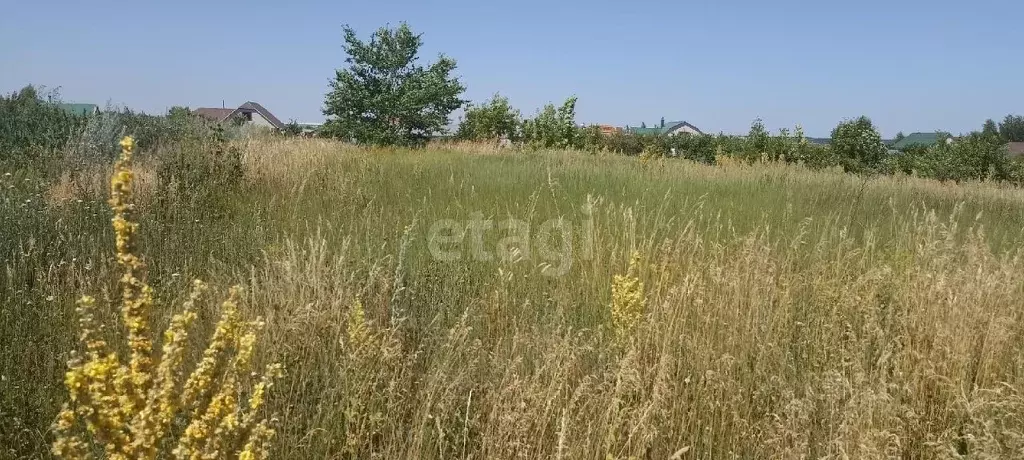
[426,207,594,277]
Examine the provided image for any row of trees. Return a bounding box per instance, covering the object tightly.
[0,86,88,156]
[981,115,1024,142]
[319,22,1023,185]
[8,23,1017,187]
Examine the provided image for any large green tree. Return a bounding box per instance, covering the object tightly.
[998,114,1024,142]
[982,119,999,138]
[322,23,465,146]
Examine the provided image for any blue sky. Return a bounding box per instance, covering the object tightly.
[1,0,1021,137]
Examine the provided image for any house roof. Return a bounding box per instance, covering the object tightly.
[663,121,703,135]
[892,132,943,149]
[194,107,234,122]
[193,102,285,129]
[229,101,285,130]
[57,103,99,116]
[626,120,702,136]
[626,127,664,135]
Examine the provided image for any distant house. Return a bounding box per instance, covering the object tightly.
[57,103,100,116]
[297,123,322,137]
[891,132,950,150]
[1007,142,1024,158]
[626,119,703,136]
[194,102,286,130]
[581,122,618,135]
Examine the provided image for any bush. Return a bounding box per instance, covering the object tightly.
[0,85,87,160]
[830,116,887,173]
[456,93,521,142]
[911,133,1009,182]
[668,134,717,164]
[521,96,580,149]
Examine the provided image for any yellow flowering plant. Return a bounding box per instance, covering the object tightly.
[52,136,282,460]
[610,252,646,347]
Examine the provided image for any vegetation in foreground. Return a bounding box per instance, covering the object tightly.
[4,134,1024,459]
[50,137,280,459]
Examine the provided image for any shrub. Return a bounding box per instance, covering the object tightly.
[521,96,580,149]
[282,120,303,137]
[600,130,645,155]
[0,85,87,159]
[830,116,887,173]
[667,133,717,164]
[456,93,522,142]
[741,118,772,162]
[52,137,281,460]
[911,133,1009,182]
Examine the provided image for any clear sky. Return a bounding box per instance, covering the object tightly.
[2,0,1021,137]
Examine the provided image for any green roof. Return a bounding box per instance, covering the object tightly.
[56,103,99,116]
[892,132,943,149]
[626,120,701,136]
[627,127,665,135]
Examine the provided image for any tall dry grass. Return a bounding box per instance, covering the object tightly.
[4,137,1024,458]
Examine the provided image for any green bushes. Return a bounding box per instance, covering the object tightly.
[830,116,887,173]
[456,93,521,142]
[594,121,834,168]
[891,133,1014,183]
[521,96,581,149]
[1,85,213,168]
[0,86,87,160]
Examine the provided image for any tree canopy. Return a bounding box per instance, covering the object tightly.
[999,115,1024,142]
[322,23,465,146]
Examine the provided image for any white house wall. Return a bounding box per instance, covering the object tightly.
[248,112,276,129]
[668,125,700,136]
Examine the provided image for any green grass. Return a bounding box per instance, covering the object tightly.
[4,138,1024,458]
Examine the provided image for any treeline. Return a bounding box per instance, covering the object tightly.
[0,85,301,167]
[0,86,214,162]
[1,85,247,218]
[456,93,1024,184]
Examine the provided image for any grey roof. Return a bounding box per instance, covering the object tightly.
[664,120,703,135]
[194,107,234,122]
[627,119,703,135]
[230,101,285,129]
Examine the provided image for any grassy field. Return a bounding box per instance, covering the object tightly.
[4,137,1024,458]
